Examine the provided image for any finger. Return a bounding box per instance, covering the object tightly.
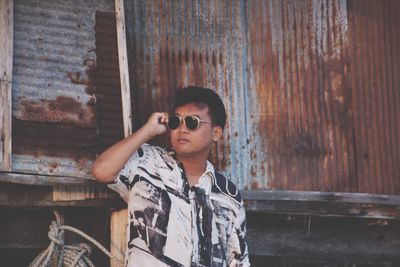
[160,113,169,124]
[154,112,165,122]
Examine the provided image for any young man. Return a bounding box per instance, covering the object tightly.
[92,86,250,267]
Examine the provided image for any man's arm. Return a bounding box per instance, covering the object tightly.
[91,112,169,183]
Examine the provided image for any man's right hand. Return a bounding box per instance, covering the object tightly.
[144,112,169,139]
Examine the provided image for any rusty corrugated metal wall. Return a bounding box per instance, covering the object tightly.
[11,0,120,178]
[125,0,255,190]
[125,0,400,194]
[347,0,400,194]
[247,0,354,192]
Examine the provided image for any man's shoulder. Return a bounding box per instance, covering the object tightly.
[136,144,169,163]
[139,143,166,155]
[211,171,242,204]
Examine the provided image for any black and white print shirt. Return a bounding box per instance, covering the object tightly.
[108,143,250,267]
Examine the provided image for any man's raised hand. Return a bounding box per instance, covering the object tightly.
[144,112,169,139]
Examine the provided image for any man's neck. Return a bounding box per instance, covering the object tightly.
[177,156,208,187]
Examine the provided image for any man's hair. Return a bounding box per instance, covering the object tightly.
[174,86,227,130]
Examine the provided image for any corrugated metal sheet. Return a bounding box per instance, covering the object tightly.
[12,0,116,177]
[125,0,252,189]
[125,0,400,194]
[348,0,400,194]
[247,0,355,192]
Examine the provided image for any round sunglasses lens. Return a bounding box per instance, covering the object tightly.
[185,116,199,130]
[168,116,180,129]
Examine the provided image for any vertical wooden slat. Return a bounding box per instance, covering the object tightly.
[0,0,13,171]
[110,208,127,267]
[111,0,132,266]
[116,0,133,137]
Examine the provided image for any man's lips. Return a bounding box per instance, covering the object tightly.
[177,138,190,144]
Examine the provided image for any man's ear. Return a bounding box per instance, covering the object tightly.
[212,126,223,142]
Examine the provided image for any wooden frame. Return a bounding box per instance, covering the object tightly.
[242,190,400,219]
[0,0,13,171]
[116,0,132,137]
[0,183,124,208]
[3,169,400,220]
[111,0,132,265]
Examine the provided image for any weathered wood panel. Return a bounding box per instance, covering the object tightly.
[111,1,132,265]
[0,183,124,208]
[0,0,13,171]
[243,190,400,219]
[116,0,133,138]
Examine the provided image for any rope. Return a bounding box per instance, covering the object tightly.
[29,211,124,267]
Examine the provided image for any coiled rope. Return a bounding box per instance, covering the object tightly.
[29,211,124,267]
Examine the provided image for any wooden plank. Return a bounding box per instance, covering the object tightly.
[3,175,400,217]
[111,1,133,266]
[110,209,127,266]
[0,183,125,208]
[242,190,400,219]
[115,0,132,137]
[0,172,99,186]
[242,190,400,205]
[0,0,13,171]
[52,185,112,201]
[3,174,400,218]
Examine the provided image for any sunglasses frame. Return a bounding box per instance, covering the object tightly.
[167,114,211,131]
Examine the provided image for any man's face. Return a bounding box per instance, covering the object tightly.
[169,103,222,159]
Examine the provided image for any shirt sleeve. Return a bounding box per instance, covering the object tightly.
[107,144,150,203]
[227,202,251,267]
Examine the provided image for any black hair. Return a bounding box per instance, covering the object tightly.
[174,86,227,130]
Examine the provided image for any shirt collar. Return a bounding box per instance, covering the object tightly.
[195,160,215,193]
[167,147,215,192]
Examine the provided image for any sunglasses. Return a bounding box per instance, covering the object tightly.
[167,115,211,131]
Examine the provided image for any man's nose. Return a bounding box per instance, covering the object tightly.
[177,121,189,133]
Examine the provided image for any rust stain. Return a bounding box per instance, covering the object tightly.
[17,96,96,128]
[67,70,92,85]
[249,179,259,190]
[67,59,96,87]
[85,85,96,95]
[49,162,59,168]
[291,133,321,158]
[48,162,59,173]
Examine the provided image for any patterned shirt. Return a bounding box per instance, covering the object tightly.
[108,143,250,267]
